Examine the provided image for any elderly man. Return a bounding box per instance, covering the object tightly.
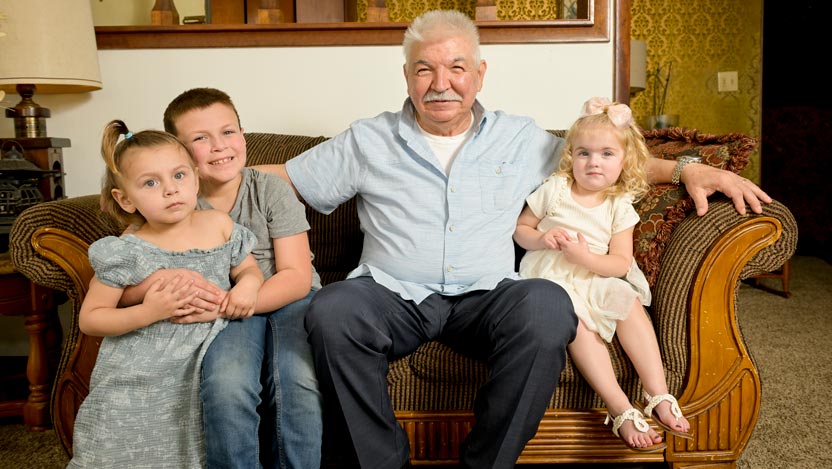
[271,9,770,469]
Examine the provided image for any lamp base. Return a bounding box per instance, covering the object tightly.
[4,84,50,139]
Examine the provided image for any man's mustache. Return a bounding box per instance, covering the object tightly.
[424,90,463,102]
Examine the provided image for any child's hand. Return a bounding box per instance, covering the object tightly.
[541,228,570,250]
[557,232,591,267]
[167,269,225,313]
[142,275,199,322]
[219,281,259,320]
[170,308,220,324]
[122,268,225,312]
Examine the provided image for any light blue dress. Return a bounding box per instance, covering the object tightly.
[68,223,256,468]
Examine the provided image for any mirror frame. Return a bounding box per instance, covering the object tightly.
[94,0,630,102]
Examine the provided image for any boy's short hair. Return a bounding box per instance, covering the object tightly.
[163,87,241,136]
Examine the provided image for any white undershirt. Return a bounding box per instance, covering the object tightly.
[418,112,476,174]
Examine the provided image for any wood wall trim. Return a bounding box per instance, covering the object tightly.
[615,0,631,104]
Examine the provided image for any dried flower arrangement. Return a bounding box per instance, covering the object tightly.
[651,62,672,117]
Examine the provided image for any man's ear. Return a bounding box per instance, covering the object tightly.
[477,59,487,92]
[111,188,137,214]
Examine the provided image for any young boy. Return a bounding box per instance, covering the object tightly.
[125,88,322,468]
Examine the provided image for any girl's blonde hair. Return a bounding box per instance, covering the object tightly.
[557,105,651,201]
[100,119,194,226]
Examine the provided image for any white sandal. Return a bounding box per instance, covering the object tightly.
[639,393,694,440]
[605,408,667,452]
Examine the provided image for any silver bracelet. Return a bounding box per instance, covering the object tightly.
[671,156,701,185]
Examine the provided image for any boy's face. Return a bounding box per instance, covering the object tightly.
[173,102,246,188]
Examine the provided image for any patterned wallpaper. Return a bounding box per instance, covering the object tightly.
[356,0,570,22]
[629,0,763,181]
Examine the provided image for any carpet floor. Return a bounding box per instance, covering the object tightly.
[0,255,828,468]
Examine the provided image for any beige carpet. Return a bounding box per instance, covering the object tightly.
[735,255,831,469]
[1,255,828,468]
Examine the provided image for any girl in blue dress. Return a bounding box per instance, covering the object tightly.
[68,120,263,468]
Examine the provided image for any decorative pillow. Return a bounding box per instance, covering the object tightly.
[634,128,757,286]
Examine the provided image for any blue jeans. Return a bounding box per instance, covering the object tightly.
[202,291,322,469]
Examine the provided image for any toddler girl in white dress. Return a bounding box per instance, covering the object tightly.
[514,97,692,452]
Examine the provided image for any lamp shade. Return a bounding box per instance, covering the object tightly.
[630,39,647,93]
[0,0,102,94]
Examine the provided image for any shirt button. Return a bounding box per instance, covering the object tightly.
[447,265,453,272]
[449,225,455,232]
[450,186,457,193]
[495,168,502,174]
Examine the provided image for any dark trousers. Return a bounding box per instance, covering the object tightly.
[305,277,576,469]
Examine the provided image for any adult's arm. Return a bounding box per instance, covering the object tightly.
[645,158,771,215]
[253,164,299,198]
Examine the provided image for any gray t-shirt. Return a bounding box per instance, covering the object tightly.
[198,167,322,290]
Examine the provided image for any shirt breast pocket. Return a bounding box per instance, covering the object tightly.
[479,162,521,213]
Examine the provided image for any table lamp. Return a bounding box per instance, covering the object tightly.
[0,0,102,138]
[630,39,647,95]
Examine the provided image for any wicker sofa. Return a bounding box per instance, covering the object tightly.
[10,127,797,468]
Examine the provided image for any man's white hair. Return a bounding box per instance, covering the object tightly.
[402,10,481,65]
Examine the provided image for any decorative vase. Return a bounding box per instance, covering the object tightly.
[646,114,679,130]
[151,0,179,25]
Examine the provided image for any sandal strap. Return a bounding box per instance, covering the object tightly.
[606,408,649,437]
[643,392,683,420]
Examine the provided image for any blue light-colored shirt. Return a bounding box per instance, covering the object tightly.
[286,98,563,303]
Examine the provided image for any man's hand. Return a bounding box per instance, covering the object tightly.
[682,163,772,216]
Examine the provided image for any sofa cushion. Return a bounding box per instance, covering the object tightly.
[633,128,756,286]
